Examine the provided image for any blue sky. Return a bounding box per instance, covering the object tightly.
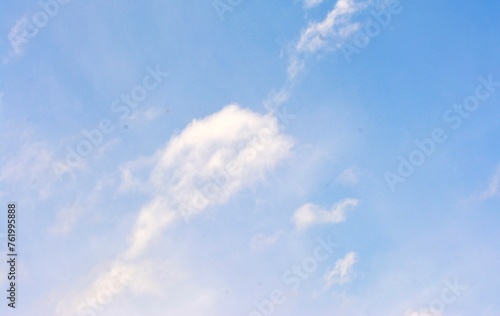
[1,0,499,315]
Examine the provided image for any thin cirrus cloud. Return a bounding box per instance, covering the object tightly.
[56,260,189,316]
[336,166,363,186]
[288,0,371,79]
[250,231,284,250]
[127,106,167,125]
[304,0,325,9]
[0,141,60,199]
[478,164,500,200]
[268,0,372,116]
[49,176,114,235]
[292,198,359,230]
[323,251,357,289]
[58,104,294,313]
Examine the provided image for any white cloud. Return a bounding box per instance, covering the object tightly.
[296,0,367,53]
[286,58,306,81]
[336,167,362,186]
[128,106,167,124]
[250,231,284,250]
[292,198,358,229]
[324,251,357,289]
[288,0,371,79]
[304,0,325,8]
[122,104,293,258]
[478,164,500,200]
[263,86,292,112]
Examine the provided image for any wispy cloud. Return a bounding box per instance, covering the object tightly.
[127,106,169,125]
[336,166,363,186]
[263,84,293,112]
[296,0,366,53]
[250,231,284,250]
[122,104,293,258]
[292,198,359,230]
[288,0,371,79]
[477,164,500,200]
[324,251,357,289]
[0,141,61,199]
[56,260,188,316]
[267,0,373,119]
[49,176,114,235]
[304,0,326,9]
